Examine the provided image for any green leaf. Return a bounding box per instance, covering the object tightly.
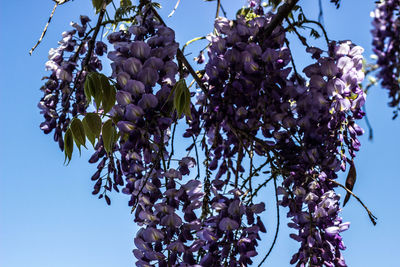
[92,0,112,13]
[82,113,102,147]
[152,2,162,9]
[236,7,258,20]
[92,74,104,111]
[84,113,102,137]
[173,79,192,119]
[92,0,102,13]
[102,119,114,154]
[310,28,321,39]
[120,0,132,7]
[82,118,96,147]
[183,87,192,119]
[85,72,103,109]
[84,74,93,104]
[85,73,104,111]
[100,74,116,114]
[64,128,74,164]
[112,126,120,145]
[173,79,185,117]
[70,118,87,152]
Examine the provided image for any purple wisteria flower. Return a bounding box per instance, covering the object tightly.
[38,3,369,267]
[38,16,104,151]
[371,0,400,116]
[276,40,366,266]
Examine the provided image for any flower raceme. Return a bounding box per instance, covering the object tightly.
[38,16,105,151]
[371,0,400,116]
[198,12,366,266]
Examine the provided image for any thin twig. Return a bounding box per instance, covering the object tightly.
[241,159,270,190]
[249,145,254,194]
[130,153,161,213]
[235,144,243,188]
[220,3,227,17]
[167,122,177,169]
[176,49,208,94]
[303,19,330,47]
[318,0,324,25]
[285,38,303,83]
[200,142,212,220]
[192,135,201,179]
[258,177,280,266]
[29,3,59,55]
[215,0,221,19]
[247,175,274,204]
[328,179,377,225]
[362,104,374,140]
[168,0,181,17]
[285,19,310,48]
[182,36,206,54]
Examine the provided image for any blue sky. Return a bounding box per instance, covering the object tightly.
[1,0,399,266]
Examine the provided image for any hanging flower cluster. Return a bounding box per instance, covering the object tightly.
[198,8,366,265]
[371,0,400,114]
[102,10,180,202]
[278,41,366,266]
[105,10,209,266]
[38,16,106,150]
[37,1,371,266]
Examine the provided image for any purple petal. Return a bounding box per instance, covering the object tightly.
[123,57,142,76]
[138,94,158,109]
[116,91,132,106]
[219,217,239,231]
[130,41,151,59]
[117,121,135,133]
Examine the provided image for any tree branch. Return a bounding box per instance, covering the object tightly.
[263,0,300,38]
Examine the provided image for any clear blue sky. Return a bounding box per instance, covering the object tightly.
[1,1,399,266]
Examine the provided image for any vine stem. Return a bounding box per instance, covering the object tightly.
[257,177,280,266]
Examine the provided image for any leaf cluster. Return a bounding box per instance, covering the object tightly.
[64,73,119,163]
